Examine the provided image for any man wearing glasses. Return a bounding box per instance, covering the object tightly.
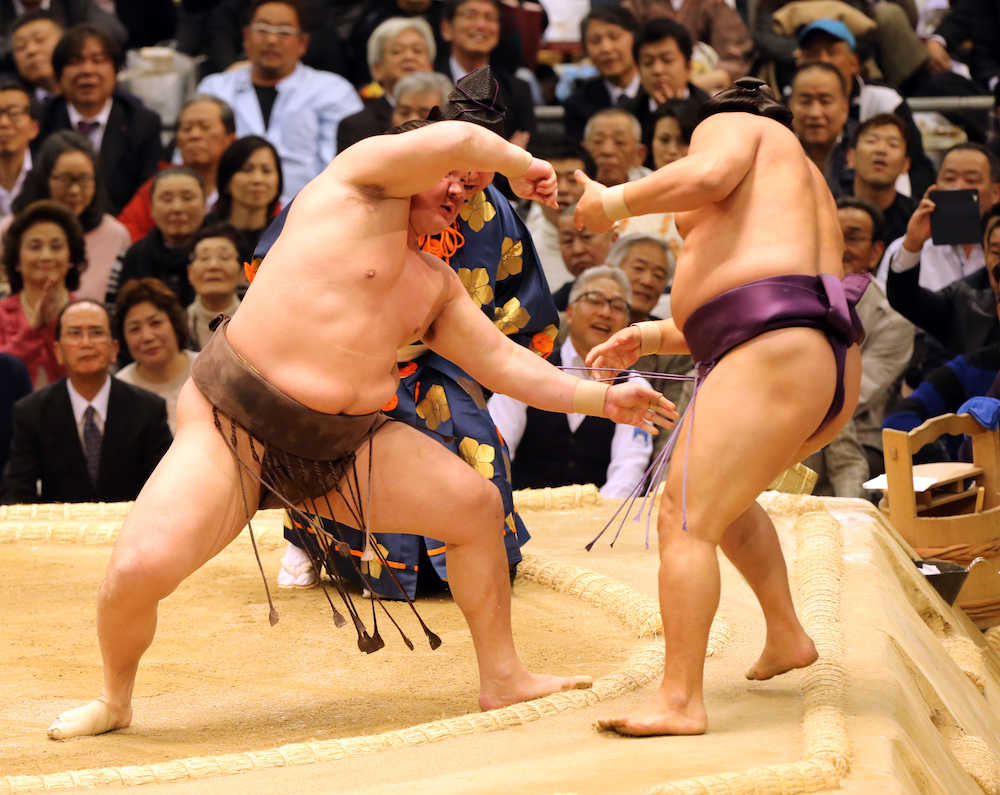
[2,299,172,503]
[0,78,39,220]
[489,265,654,497]
[197,0,362,204]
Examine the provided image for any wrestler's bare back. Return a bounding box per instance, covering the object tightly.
[669,115,844,330]
[226,170,451,416]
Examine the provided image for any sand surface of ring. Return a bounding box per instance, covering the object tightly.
[4,494,1000,794]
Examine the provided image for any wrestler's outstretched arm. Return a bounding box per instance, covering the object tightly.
[332,120,557,208]
[423,264,678,433]
[574,114,761,233]
[585,318,689,373]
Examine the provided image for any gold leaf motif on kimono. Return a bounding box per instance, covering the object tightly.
[505,514,517,534]
[459,192,496,232]
[416,384,450,431]
[493,297,531,335]
[458,437,495,479]
[362,540,391,580]
[457,267,494,306]
[496,237,523,280]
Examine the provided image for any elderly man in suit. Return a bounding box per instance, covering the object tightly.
[336,16,436,152]
[2,299,172,504]
[37,24,163,215]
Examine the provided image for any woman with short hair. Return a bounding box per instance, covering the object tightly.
[114,277,197,432]
[106,167,207,307]
[0,200,87,387]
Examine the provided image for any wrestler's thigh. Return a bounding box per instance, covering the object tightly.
[659,327,838,543]
[790,344,862,464]
[108,380,261,593]
[318,420,503,545]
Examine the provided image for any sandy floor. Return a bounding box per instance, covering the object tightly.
[1,545,634,779]
[4,495,1000,794]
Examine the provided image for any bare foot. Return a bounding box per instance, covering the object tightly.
[47,699,132,740]
[745,634,818,681]
[596,693,706,737]
[479,673,592,711]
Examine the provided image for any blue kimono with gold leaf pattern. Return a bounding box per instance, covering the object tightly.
[366,185,559,598]
[257,186,558,599]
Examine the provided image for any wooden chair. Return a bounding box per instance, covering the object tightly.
[880,413,1000,628]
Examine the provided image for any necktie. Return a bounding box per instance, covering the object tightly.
[83,405,102,486]
[77,120,99,136]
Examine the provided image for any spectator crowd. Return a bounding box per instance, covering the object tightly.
[1,0,1000,510]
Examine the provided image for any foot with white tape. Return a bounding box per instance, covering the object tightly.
[277,542,318,588]
[47,698,131,739]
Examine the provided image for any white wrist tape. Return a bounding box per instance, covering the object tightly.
[601,184,631,222]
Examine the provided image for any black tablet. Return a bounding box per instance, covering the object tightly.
[930,189,981,245]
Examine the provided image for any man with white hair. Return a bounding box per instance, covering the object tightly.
[607,233,694,454]
[388,71,454,129]
[583,107,650,188]
[489,265,654,497]
[337,17,437,151]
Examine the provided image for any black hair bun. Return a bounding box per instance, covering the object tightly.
[734,77,766,92]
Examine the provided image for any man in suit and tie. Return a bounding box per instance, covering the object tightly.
[433,0,534,144]
[38,24,163,214]
[562,6,640,142]
[2,299,173,503]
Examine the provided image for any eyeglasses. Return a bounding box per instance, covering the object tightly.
[574,290,630,315]
[0,105,29,122]
[61,326,110,342]
[50,173,95,188]
[248,22,300,38]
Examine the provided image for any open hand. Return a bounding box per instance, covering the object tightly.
[509,157,558,209]
[41,280,67,323]
[902,185,936,252]
[586,325,642,373]
[604,380,677,434]
[573,170,614,233]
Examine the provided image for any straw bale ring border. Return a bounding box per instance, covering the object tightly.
[0,493,733,793]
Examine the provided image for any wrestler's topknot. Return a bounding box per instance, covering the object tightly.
[389,67,507,136]
[698,79,794,131]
